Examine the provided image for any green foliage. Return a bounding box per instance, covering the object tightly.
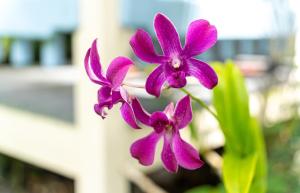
[265,118,300,193]
[185,185,225,193]
[1,37,12,60]
[212,61,267,193]
[223,152,257,193]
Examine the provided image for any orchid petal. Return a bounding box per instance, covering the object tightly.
[130,132,161,166]
[161,135,178,173]
[154,13,182,56]
[130,29,166,63]
[84,48,108,85]
[90,39,107,81]
[167,71,187,88]
[145,65,167,97]
[149,112,169,133]
[106,57,133,88]
[163,102,174,117]
[173,132,204,170]
[95,87,114,119]
[120,102,140,129]
[94,104,106,118]
[183,20,217,57]
[111,91,123,104]
[174,95,192,129]
[188,58,218,89]
[131,98,151,126]
[119,87,130,103]
[97,86,112,103]
[94,102,111,119]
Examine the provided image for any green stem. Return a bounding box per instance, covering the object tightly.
[180,88,219,122]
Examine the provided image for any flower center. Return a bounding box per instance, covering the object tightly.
[164,124,174,140]
[171,58,181,69]
[165,124,173,132]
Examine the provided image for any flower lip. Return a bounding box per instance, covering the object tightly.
[149,111,170,133]
[167,71,187,88]
[149,110,177,134]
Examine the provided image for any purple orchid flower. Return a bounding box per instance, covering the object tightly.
[85,39,139,129]
[130,95,204,172]
[130,13,218,97]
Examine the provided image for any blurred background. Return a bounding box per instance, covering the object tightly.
[0,0,300,192]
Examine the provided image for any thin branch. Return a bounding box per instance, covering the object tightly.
[180,88,220,122]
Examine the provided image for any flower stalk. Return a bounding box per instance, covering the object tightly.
[180,87,219,122]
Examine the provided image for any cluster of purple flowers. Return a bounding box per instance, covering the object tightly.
[84,13,218,173]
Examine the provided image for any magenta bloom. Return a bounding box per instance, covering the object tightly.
[130,13,218,97]
[85,39,139,129]
[130,95,204,172]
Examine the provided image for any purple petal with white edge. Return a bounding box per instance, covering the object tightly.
[149,112,169,133]
[84,48,108,85]
[120,102,140,129]
[130,29,166,63]
[145,65,167,97]
[95,87,114,116]
[94,102,111,119]
[119,87,130,103]
[111,91,123,104]
[163,102,174,118]
[154,13,182,56]
[106,57,133,89]
[183,20,217,58]
[94,104,106,118]
[188,58,218,89]
[161,135,178,173]
[173,95,192,129]
[130,132,161,166]
[131,98,151,126]
[97,86,112,103]
[167,71,187,88]
[173,131,204,170]
[90,39,107,81]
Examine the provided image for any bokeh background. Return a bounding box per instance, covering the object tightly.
[0,0,300,193]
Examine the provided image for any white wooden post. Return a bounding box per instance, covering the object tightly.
[73,0,133,192]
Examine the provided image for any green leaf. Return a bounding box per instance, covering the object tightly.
[223,153,258,193]
[211,62,267,193]
[212,61,254,154]
[185,185,225,193]
[248,119,267,193]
